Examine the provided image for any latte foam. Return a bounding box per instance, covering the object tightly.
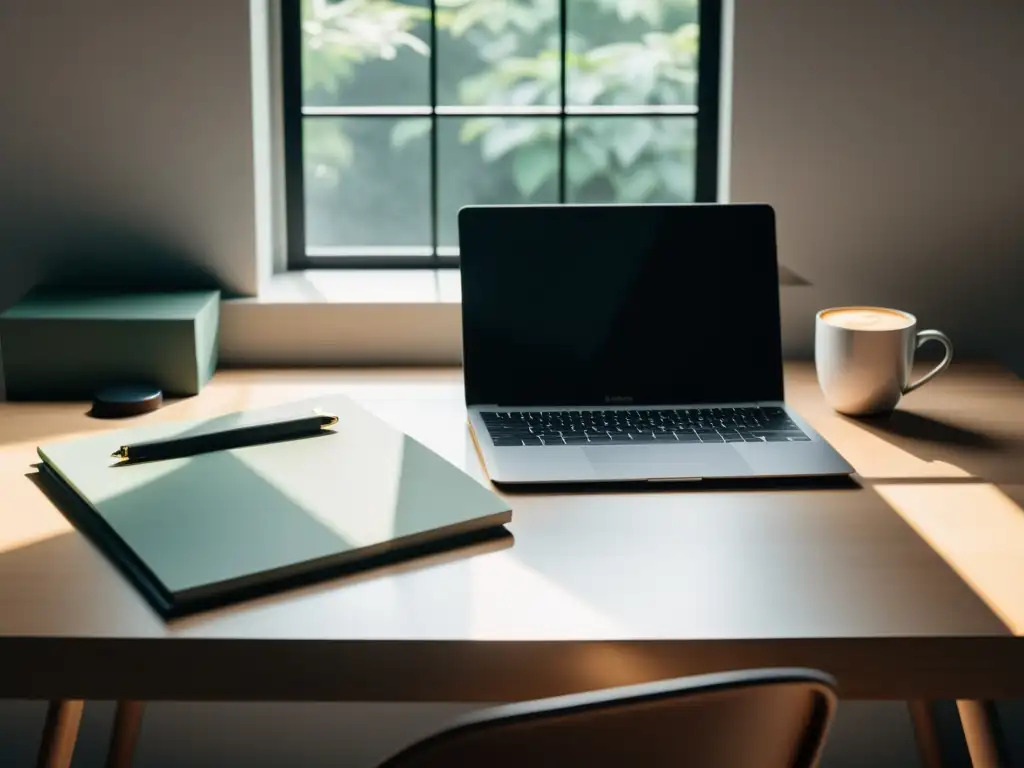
[820,307,913,331]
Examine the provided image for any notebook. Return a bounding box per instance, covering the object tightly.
[37,395,512,618]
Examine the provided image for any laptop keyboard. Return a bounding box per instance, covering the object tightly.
[482,407,810,447]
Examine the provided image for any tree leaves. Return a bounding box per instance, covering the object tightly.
[458,53,560,106]
[437,0,560,37]
[301,0,430,100]
[615,0,661,26]
[658,158,695,200]
[301,0,701,206]
[613,165,660,201]
[303,121,354,187]
[512,144,557,197]
[460,117,500,144]
[481,120,545,161]
[567,144,604,188]
[612,119,655,166]
[390,118,432,149]
[567,74,604,106]
[572,133,609,167]
[591,0,697,28]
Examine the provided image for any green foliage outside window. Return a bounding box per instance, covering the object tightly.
[300,0,700,248]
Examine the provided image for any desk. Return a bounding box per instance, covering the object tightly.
[2,363,1023,766]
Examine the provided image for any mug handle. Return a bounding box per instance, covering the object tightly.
[903,330,953,394]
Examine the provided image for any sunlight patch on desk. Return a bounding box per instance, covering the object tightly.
[876,483,1024,634]
[0,474,73,555]
[172,558,413,638]
[468,552,620,639]
[0,402,127,448]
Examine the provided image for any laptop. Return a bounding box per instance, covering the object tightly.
[458,203,854,485]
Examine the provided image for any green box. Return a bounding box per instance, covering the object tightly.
[0,291,220,400]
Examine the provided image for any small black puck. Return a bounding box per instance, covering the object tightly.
[91,384,164,418]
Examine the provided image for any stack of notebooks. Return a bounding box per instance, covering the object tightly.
[38,396,512,618]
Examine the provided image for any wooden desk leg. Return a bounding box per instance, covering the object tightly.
[106,700,146,768]
[36,700,84,768]
[907,700,944,768]
[957,700,1008,768]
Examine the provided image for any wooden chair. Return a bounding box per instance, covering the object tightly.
[378,668,837,768]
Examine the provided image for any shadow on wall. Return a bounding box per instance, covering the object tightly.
[0,210,230,399]
[0,213,225,303]
[0,193,232,305]
[778,265,811,287]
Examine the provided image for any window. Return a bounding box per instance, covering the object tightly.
[283,0,722,268]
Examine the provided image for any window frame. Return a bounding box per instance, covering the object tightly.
[281,0,723,270]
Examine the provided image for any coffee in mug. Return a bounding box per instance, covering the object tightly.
[818,307,914,332]
[815,306,953,416]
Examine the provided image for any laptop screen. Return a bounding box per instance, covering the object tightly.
[459,204,784,407]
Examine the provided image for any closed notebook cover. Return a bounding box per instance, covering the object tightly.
[37,396,512,617]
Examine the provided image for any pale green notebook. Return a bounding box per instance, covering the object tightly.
[38,396,511,617]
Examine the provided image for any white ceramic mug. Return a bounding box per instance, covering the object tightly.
[815,306,953,416]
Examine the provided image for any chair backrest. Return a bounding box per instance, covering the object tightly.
[378,668,837,768]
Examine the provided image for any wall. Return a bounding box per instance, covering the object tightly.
[729,0,1024,370]
[0,0,260,312]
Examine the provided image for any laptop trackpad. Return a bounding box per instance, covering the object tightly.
[583,444,752,479]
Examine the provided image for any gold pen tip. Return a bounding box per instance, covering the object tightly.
[314,408,339,429]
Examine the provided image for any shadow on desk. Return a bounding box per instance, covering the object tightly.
[843,410,1024,485]
[497,475,862,496]
[853,411,1007,451]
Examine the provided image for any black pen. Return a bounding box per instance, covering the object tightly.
[111,411,339,463]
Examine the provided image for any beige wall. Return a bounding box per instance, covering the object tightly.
[729,0,1024,369]
[0,0,260,309]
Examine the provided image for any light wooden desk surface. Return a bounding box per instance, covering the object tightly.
[0,362,1022,702]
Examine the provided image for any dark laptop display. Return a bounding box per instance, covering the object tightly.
[460,204,784,407]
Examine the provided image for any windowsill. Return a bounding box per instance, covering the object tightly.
[218,266,813,366]
[219,270,463,366]
[238,269,462,305]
